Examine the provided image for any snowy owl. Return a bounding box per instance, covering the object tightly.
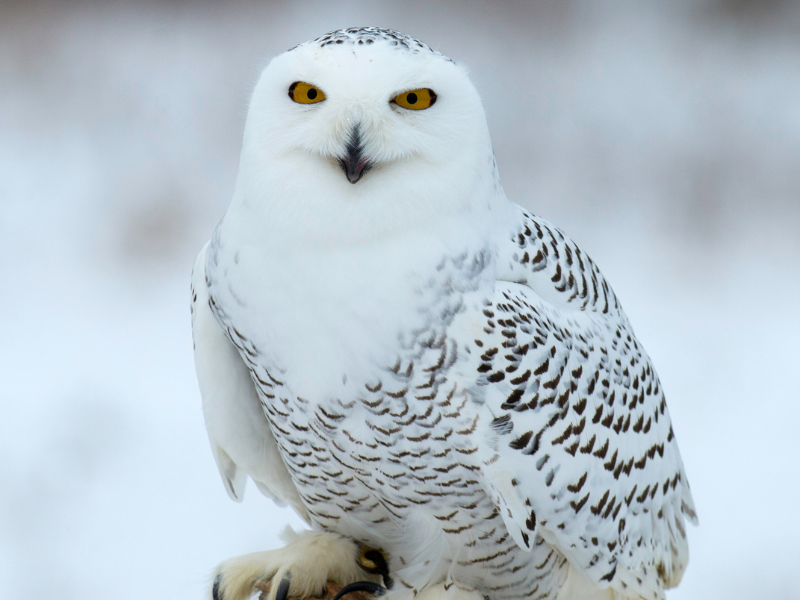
[191,27,696,600]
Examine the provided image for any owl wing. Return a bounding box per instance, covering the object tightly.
[477,207,696,600]
[191,243,308,520]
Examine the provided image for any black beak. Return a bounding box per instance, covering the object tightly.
[338,124,372,184]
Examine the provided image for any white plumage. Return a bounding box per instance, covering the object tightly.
[191,27,696,600]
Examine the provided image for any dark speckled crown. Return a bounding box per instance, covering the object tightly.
[293,27,453,62]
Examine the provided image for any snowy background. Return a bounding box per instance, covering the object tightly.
[1,1,799,599]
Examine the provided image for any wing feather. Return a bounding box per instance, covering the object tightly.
[479,208,695,600]
[192,244,308,520]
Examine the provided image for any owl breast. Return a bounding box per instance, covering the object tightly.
[214,245,567,600]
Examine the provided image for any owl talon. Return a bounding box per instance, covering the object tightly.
[357,547,392,589]
[212,574,222,600]
[331,581,386,600]
[210,531,378,600]
[275,574,292,600]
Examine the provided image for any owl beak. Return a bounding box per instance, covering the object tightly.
[338,124,372,184]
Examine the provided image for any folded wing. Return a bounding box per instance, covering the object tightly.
[479,208,696,600]
[191,244,308,520]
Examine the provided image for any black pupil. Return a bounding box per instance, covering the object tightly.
[407,92,418,104]
[307,88,318,100]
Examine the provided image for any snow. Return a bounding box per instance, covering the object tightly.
[1,2,798,599]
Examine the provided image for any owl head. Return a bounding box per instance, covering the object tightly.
[230,28,502,245]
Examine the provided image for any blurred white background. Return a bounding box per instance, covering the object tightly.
[1,1,799,599]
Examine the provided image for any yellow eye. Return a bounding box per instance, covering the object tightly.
[393,88,437,110]
[289,81,326,104]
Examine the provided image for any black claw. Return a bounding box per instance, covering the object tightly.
[275,575,292,600]
[212,574,222,600]
[332,581,386,600]
[358,548,393,589]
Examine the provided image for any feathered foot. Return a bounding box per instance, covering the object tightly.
[255,580,385,600]
[210,529,386,600]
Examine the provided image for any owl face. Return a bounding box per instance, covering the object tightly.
[232,29,499,244]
